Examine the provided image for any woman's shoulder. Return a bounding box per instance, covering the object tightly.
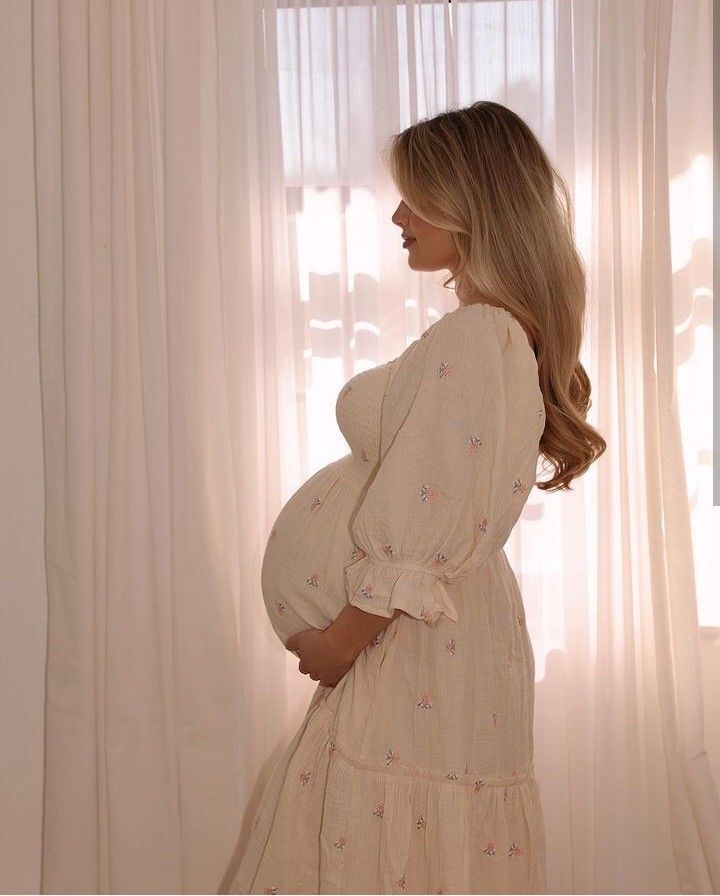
[436,301,535,350]
[387,302,536,386]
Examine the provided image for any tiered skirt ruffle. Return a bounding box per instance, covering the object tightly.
[227,688,546,895]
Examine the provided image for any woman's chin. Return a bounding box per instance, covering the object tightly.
[405,251,421,269]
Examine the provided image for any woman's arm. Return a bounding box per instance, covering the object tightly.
[325,604,403,664]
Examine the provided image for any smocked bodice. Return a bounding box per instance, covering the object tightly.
[334,359,394,480]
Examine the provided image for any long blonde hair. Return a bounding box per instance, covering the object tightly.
[384,100,606,492]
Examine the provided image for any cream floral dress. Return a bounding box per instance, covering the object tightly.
[224,303,547,895]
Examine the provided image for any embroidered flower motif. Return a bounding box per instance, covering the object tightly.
[341,384,353,398]
[517,614,525,626]
[298,770,311,786]
[509,841,523,858]
[473,779,488,793]
[417,691,433,710]
[360,448,370,463]
[467,435,483,454]
[419,484,436,502]
[482,839,497,857]
[371,630,386,647]
[416,814,426,830]
[333,834,347,850]
[275,600,286,615]
[505,650,513,669]
[359,584,375,599]
[477,517,488,533]
[491,711,497,727]
[385,747,399,766]
[503,788,509,803]
[512,478,528,495]
[372,803,384,819]
[445,638,456,655]
[383,544,395,559]
[445,771,459,781]
[464,760,470,775]
[396,875,407,890]
[306,573,320,588]
[432,552,448,567]
[310,496,322,510]
[419,606,433,625]
[327,738,337,757]
[438,361,454,379]
[350,544,367,562]
[538,405,544,418]
[263,886,278,894]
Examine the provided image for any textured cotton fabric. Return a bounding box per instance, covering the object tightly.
[227,303,547,895]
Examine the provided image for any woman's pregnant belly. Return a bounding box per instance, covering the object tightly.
[261,456,369,645]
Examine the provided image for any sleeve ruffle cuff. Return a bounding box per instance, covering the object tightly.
[344,554,459,626]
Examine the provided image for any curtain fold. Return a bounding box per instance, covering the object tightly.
[638,1,720,890]
[31,0,717,892]
[33,0,312,891]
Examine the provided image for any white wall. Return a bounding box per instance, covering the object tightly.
[0,1,46,891]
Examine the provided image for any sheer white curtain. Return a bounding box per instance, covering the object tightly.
[31,0,717,893]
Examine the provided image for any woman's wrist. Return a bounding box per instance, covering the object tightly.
[325,603,403,663]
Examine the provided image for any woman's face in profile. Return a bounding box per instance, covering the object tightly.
[391,199,459,273]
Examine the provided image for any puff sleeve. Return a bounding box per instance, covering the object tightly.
[343,304,544,626]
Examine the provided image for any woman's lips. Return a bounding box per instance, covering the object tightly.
[402,238,416,248]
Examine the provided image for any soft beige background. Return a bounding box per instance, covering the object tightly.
[1,2,47,892]
[1,0,718,892]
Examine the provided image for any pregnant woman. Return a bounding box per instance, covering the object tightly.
[222,101,604,895]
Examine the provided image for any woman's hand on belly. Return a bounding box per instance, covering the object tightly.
[284,627,355,688]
